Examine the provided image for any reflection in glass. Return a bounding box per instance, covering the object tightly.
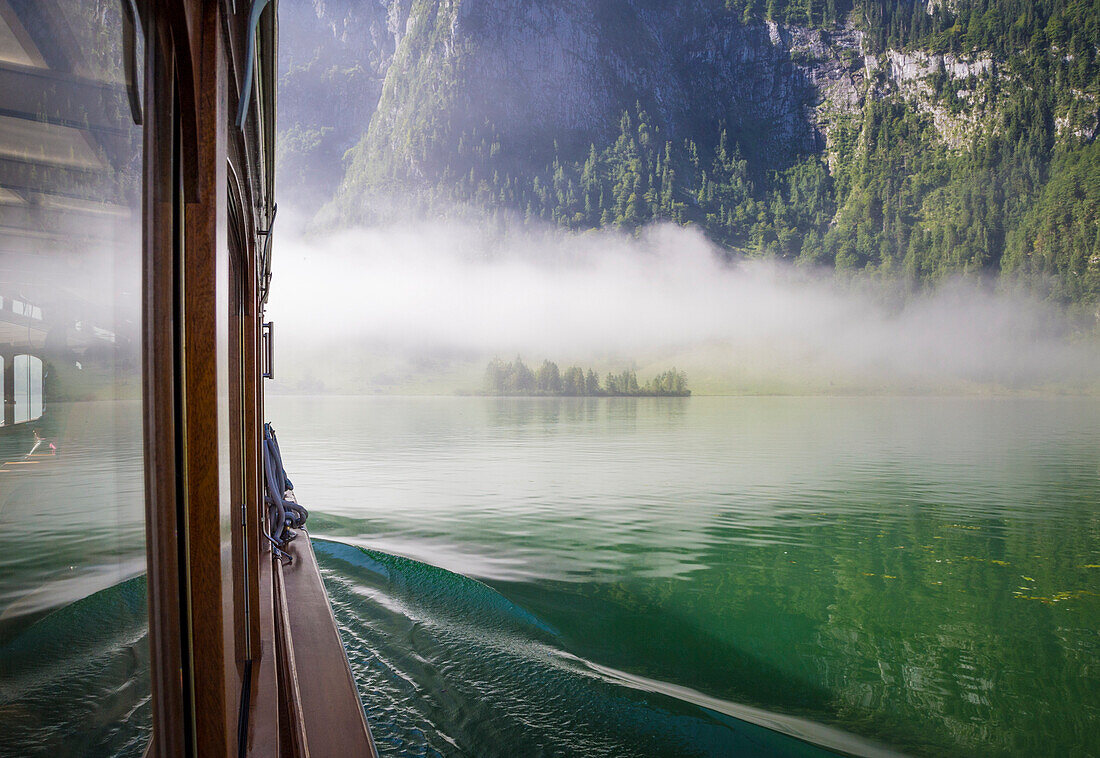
[0,1,149,756]
[13,354,43,423]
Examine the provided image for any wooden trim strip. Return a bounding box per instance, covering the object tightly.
[141,9,187,755]
[274,553,311,757]
[245,543,281,757]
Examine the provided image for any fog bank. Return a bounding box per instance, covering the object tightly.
[265,221,1099,394]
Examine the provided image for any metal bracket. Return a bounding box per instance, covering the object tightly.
[262,321,274,379]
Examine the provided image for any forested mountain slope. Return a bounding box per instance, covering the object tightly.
[279,0,1100,312]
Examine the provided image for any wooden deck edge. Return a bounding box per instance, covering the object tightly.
[274,553,311,757]
[278,526,378,758]
[245,546,279,756]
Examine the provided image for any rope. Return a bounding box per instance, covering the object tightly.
[263,422,309,558]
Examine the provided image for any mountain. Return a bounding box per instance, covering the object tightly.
[277,0,1100,313]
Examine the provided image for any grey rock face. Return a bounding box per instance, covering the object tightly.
[278,0,415,208]
[886,50,991,82]
[281,0,401,129]
[359,0,871,174]
[279,0,997,214]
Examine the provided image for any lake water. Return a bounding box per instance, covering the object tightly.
[0,401,149,757]
[270,395,1100,758]
[2,396,1097,757]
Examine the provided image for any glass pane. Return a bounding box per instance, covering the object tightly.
[0,1,149,756]
[13,354,43,424]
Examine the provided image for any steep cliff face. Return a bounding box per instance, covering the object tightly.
[274,0,1047,210]
[325,0,1065,207]
[277,0,411,210]
[341,0,852,192]
[407,0,830,152]
[277,0,1100,310]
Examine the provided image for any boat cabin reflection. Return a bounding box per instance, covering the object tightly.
[0,1,377,755]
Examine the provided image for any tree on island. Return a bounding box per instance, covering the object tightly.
[482,358,689,397]
[585,369,601,395]
[562,366,585,395]
[648,368,689,395]
[537,360,562,394]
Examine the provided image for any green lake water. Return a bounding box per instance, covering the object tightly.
[270,395,1100,758]
[2,396,1097,757]
[0,401,149,757]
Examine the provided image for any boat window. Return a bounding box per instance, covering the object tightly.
[12,354,43,424]
[0,1,149,755]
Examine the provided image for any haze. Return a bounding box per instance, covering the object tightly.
[266,219,1099,395]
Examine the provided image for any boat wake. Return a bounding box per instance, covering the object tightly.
[0,539,907,758]
[0,576,150,757]
[314,539,901,758]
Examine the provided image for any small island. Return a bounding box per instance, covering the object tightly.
[481,357,690,397]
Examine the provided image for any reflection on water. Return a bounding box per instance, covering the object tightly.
[0,400,148,757]
[272,395,1100,757]
[0,576,149,757]
[1,0,149,753]
[0,401,145,631]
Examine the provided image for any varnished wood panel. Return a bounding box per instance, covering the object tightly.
[142,10,187,756]
[180,2,238,754]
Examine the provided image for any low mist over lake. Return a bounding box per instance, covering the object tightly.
[268,220,1099,396]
